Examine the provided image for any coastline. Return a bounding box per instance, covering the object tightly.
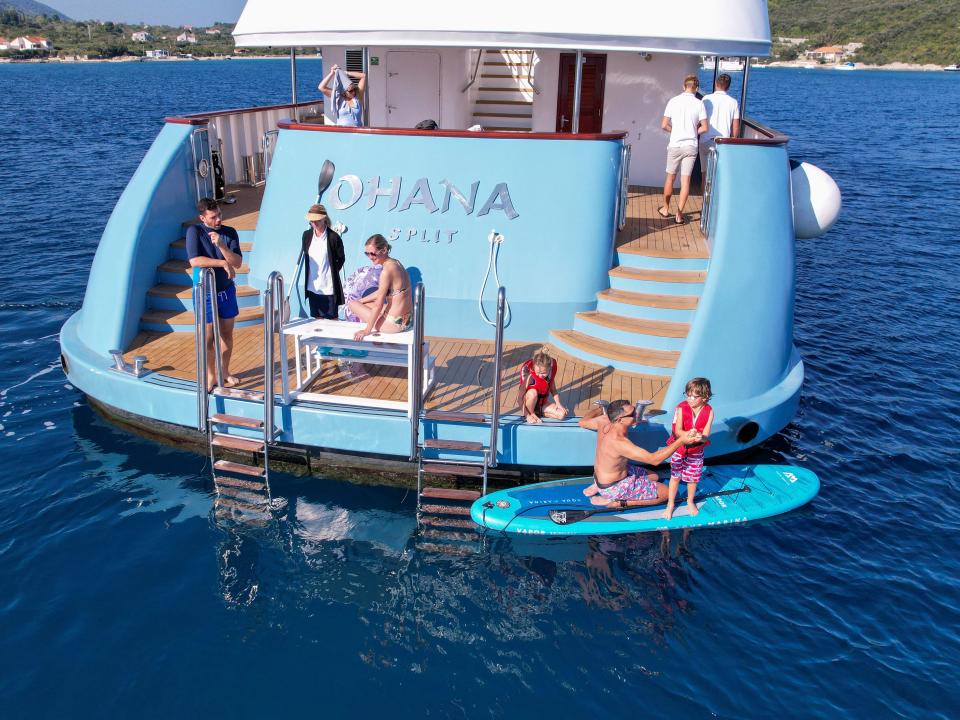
[761,60,949,72]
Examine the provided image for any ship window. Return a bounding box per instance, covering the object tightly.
[345,49,364,73]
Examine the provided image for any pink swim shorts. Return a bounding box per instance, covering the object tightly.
[671,448,704,484]
[596,465,659,501]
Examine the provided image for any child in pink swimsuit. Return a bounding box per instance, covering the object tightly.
[664,377,714,520]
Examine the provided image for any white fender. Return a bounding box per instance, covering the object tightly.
[790,160,841,239]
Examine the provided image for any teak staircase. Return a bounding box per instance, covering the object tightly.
[471,49,536,132]
[141,229,262,333]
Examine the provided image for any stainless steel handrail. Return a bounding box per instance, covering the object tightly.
[700,146,718,234]
[262,129,279,178]
[617,143,632,231]
[487,287,506,469]
[526,51,540,95]
[461,48,483,93]
[408,283,426,461]
[193,268,223,429]
[261,271,285,502]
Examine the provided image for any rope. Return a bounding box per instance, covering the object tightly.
[478,230,511,327]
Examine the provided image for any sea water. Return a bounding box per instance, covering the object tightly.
[0,60,957,717]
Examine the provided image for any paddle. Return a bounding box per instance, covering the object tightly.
[317,158,335,202]
[546,485,751,525]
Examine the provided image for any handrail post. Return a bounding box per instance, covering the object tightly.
[488,287,506,469]
[739,57,751,137]
[461,48,483,93]
[572,49,583,134]
[289,48,299,122]
[193,274,208,431]
[700,146,717,234]
[203,268,224,388]
[408,283,426,461]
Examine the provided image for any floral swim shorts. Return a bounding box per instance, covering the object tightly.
[596,465,659,501]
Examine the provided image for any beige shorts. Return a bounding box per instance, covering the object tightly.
[666,145,699,176]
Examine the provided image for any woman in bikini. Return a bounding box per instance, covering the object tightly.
[349,234,413,341]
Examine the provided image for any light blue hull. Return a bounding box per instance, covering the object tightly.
[470,465,820,536]
[60,116,805,471]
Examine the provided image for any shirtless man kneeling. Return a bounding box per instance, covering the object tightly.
[578,400,701,508]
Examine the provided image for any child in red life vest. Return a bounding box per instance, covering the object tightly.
[664,377,714,520]
[519,347,568,424]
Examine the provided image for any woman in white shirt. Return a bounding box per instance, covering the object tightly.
[301,204,346,319]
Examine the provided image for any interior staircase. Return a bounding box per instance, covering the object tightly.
[140,229,263,333]
[549,236,708,384]
[471,49,536,132]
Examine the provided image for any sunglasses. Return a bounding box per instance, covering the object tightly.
[619,409,638,422]
[365,250,380,258]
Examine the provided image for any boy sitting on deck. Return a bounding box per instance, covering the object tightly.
[664,377,715,519]
[519,348,567,424]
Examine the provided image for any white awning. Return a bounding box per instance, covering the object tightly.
[232,0,771,57]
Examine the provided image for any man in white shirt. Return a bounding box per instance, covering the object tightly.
[699,73,741,179]
[658,75,708,225]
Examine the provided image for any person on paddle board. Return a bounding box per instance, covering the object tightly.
[579,400,701,508]
[664,377,715,520]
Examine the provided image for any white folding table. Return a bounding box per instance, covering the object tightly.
[280,318,435,414]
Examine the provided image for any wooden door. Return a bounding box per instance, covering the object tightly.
[386,51,441,128]
[556,54,607,133]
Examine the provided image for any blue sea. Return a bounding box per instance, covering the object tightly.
[0,59,957,717]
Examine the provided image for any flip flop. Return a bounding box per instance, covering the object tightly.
[656,207,671,218]
[675,214,686,225]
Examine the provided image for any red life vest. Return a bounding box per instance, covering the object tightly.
[518,358,557,413]
[669,400,712,456]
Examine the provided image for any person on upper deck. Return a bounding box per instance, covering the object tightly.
[658,75,708,225]
[699,74,741,179]
[579,400,701,508]
[185,198,243,391]
[301,203,345,320]
[318,64,366,127]
[348,234,413,341]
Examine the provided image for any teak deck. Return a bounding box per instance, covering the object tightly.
[124,328,671,416]
[128,185,709,417]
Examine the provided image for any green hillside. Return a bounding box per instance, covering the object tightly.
[769,0,960,65]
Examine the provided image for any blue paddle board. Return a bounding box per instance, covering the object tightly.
[470,465,819,536]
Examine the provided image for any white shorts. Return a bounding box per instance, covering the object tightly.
[666,145,699,176]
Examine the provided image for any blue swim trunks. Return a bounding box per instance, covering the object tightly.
[197,284,239,324]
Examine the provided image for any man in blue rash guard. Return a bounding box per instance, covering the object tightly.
[186,197,243,391]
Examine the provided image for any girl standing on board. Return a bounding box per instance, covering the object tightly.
[349,235,412,340]
[664,377,713,519]
[318,64,366,127]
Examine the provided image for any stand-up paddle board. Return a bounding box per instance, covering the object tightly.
[470,465,819,536]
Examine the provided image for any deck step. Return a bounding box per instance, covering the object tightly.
[210,413,264,429]
[422,439,485,452]
[423,410,487,424]
[213,387,265,402]
[414,542,474,555]
[147,283,258,299]
[214,475,267,492]
[550,330,679,369]
[597,288,699,310]
[419,503,473,516]
[419,528,477,542]
[158,259,251,276]
[420,462,485,478]
[211,434,265,452]
[171,238,253,252]
[140,306,263,330]
[420,487,482,501]
[418,515,476,529]
[217,486,269,505]
[575,311,689,338]
[609,266,706,284]
[215,497,271,516]
[214,459,266,477]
